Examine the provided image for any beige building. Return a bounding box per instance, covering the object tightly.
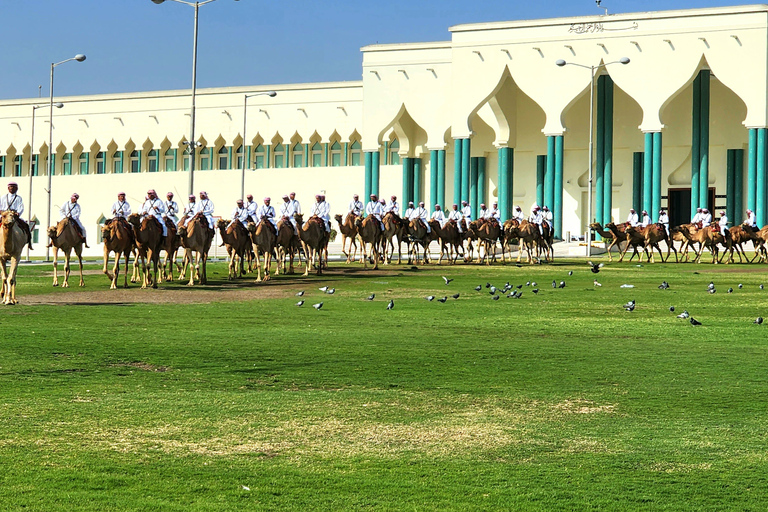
[0,4,765,255]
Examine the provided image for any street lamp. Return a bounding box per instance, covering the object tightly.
[241,91,277,198]
[47,54,85,261]
[555,56,629,257]
[151,0,240,196]
[29,102,63,261]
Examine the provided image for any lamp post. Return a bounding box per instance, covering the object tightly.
[241,91,277,198]
[151,0,240,196]
[555,56,629,257]
[29,102,63,261]
[47,54,86,261]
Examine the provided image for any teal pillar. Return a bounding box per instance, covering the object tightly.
[632,152,644,213]
[726,149,736,226]
[757,129,767,226]
[453,139,463,206]
[430,150,438,210]
[595,76,605,228]
[413,157,422,205]
[734,149,744,223]
[748,128,757,212]
[652,132,663,222]
[498,148,509,220]
[402,157,411,206]
[699,70,710,210]
[372,150,380,197]
[536,155,546,207]
[691,72,701,216]
[643,133,653,215]
[343,142,348,166]
[554,135,564,239]
[505,150,514,221]
[545,136,555,209]
[469,157,478,219]
[461,138,471,204]
[364,151,373,202]
[437,150,446,210]
[603,75,614,225]
[477,156,486,212]
[383,141,389,165]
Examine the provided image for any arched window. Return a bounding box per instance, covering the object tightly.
[13,156,21,177]
[389,139,400,165]
[330,141,342,167]
[199,147,211,171]
[292,142,304,168]
[0,156,6,177]
[311,142,323,167]
[78,152,88,175]
[63,153,72,176]
[130,150,140,173]
[112,151,123,174]
[350,140,362,166]
[96,152,105,174]
[148,149,158,173]
[31,154,39,177]
[236,145,244,169]
[218,146,229,170]
[254,145,265,169]
[273,143,285,168]
[165,148,176,172]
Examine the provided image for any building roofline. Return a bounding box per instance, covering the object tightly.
[361,41,452,53]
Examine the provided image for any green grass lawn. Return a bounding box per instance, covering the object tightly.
[2,257,768,510]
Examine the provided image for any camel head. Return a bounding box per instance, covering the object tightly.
[354,217,363,228]
[334,214,342,223]
[1,211,17,228]
[216,219,228,230]
[589,222,603,230]
[127,213,141,227]
[293,213,304,225]
[47,225,57,239]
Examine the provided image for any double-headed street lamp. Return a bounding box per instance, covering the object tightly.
[241,91,277,198]
[30,102,63,261]
[151,0,240,196]
[555,56,630,257]
[47,54,86,261]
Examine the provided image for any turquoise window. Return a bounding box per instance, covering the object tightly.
[31,154,39,177]
[200,147,211,171]
[148,150,158,173]
[14,156,22,177]
[165,149,175,172]
[350,141,362,166]
[130,150,140,173]
[311,142,322,167]
[390,139,400,165]
[96,152,105,174]
[236,145,244,169]
[63,153,72,176]
[254,145,265,169]
[78,153,88,175]
[0,156,5,177]
[292,142,303,168]
[274,144,284,169]
[218,146,229,169]
[330,141,341,167]
[113,151,123,174]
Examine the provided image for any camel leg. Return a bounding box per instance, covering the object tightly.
[122,251,130,288]
[52,248,60,287]
[103,246,116,289]
[76,247,85,287]
[5,257,18,305]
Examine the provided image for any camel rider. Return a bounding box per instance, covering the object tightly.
[180,195,196,223]
[192,191,215,232]
[404,201,415,219]
[386,195,400,215]
[658,209,670,235]
[229,199,250,231]
[111,192,131,220]
[512,205,525,223]
[318,194,332,232]
[542,205,553,232]
[165,192,179,223]
[461,201,472,225]
[365,194,384,230]
[411,201,431,233]
[448,204,464,233]
[691,207,703,225]
[244,194,257,223]
[719,210,730,237]
[701,208,712,228]
[60,193,89,247]
[478,203,488,220]
[431,204,446,228]
[280,194,299,234]
[627,208,639,227]
[640,210,651,227]
[0,182,33,248]
[256,197,278,232]
[347,194,363,222]
[530,205,544,235]
[140,189,168,238]
[288,192,301,217]
[745,208,757,231]
[485,202,501,221]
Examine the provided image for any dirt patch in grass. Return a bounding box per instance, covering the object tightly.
[111,361,170,372]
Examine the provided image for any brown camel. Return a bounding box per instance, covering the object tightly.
[675,224,725,263]
[604,222,648,262]
[249,219,277,282]
[354,215,382,270]
[275,218,299,275]
[295,213,326,276]
[467,219,502,265]
[127,213,164,289]
[406,218,435,264]
[161,218,183,282]
[623,223,677,263]
[750,225,768,262]
[720,224,756,263]
[334,213,358,263]
[178,213,212,285]
[48,217,85,288]
[0,211,28,304]
[504,219,542,264]
[382,212,407,264]
[589,222,627,258]
[217,218,251,280]
[431,219,463,264]
[102,218,135,289]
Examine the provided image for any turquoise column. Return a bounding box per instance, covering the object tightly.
[430,150,438,210]
[383,141,389,165]
[304,143,309,168]
[469,157,478,219]
[632,152,644,213]
[536,155,546,207]
[699,70,710,210]
[554,135,564,239]
[734,149,744,223]
[603,75,614,225]
[324,143,329,167]
[461,139,471,204]
[643,133,653,215]
[437,150,446,209]
[726,149,736,225]
[748,128,757,213]
[595,76,605,228]
[265,145,270,169]
[413,157,422,204]
[652,132,663,222]
[478,156,487,213]
[498,148,508,220]
[402,157,411,206]
[364,151,373,202]
[544,136,555,209]
[504,149,514,221]
[691,72,701,216]
[343,142,348,166]
[453,139,463,206]
[757,129,767,226]
[371,150,380,197]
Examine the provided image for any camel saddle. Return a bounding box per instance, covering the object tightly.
[711,223,721,233]
[164,217,178,236]
[308,215,325,228]
[4,211,32,249]
[226,219,248,237]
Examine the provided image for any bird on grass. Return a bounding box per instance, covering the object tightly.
[552,280,557,288]
[295,291,304,297]
[490,286,497,294]
[325,288,335,294]
[690,317,702,326]
[492,295,500,301]
[319,286,329,292]
[525,281,531,286]
[594,280,602,287]
[426,295,435,301]
[312,302,324,310]
[669,306,675,312]
[452,293,460,299]
[727,288,733,294]
[623,300,636,309]
[658,281,670,290]
[366,293,375,301]
[442,276,454,285]
[475,285,482,291]
[387,300,395,310]
[761,284,765,290]
[515,292,523,299]
[485,282,492,289]
[516,284,523,289]
[588,261,604,274]
[558,281,566,289]
[625,303,635,312]
[568,271,573,276]
[708,288,716,294]
[532,282,537,287]
[295,300,304,307]
[532,288,539,295]
[709,281,715,290]
[437,296,448,303]
[755,317,764,325]
[677,310,690,319]
[739,283,744,289]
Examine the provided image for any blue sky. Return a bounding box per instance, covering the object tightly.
[0,0,749,100]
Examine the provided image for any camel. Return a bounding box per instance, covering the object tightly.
[721,224,757,264]
[101,218,135,289]
[750,225,768,262]
[160,218,183,281]
[382,212,407,264]
[430,219,463,264]
[355,215,382,270]
[406,218,435,264]
[127,213,164,289]
[604,222,648,262]
[275,219,299,275]
[217,219,251,280]
[249,219,277,282]
[467,219,502,265]
[295,213,327,276]
[590,222,627,258]
[675,224,725,263]
[334,213,358,263]
[0,211,28,304]
[178,213,213,285]
[623,223,677,263]
[504,219,542,264]
[48,217,85,288]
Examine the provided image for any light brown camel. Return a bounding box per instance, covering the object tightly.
[504,219,541,264]
[249,218,277,282]
[334,213,358,263]
[101,218,135,289]
[48,217,85,288]
[604,222,648,262]
[467,219,502,265]
[750,225,768,262]
[354,215,382,270]
[406,218,435,264]
[382,212,407,264]
[127,213,164,289]
[0,211,28,304]
[623,223,677,263]
[295,213,326,276]
[217,218,251,280]
[589,222,626,258]
[275,218,299,275]
[721,224,756,264]
[161,218,183,282]
[178,213,212,285]
[675,224,725,263]
[431,219,463,264]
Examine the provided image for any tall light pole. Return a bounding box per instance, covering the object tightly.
[556,57,629,257]
[241,91,277,198]
[151,0,240,196]
[47,54,86,261]
[29,102,63,261]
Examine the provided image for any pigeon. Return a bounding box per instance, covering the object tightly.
[516,284,523,289]
[588,261,604,274]
[442,276,454,285]
[677,310,690,319]
[558,281,566,289]
[552,280,557,288]
[490,286,497,293]
[525,281,531,286]
[515,292,523,299]
[594,280,602,287]
[325,288,335,294]
[485,282,491,289]
[623,300,635,309]
[690,317,702,326]
[437,296,448,303]
[366,293,375,301]
[755,317,764,325]
[658,281,670,290]
[492,295,500,301]
[531,282,537,287]
[319,286,328,292]
[452,293,460,299]
[532,288,539,294]
[708,288,716,294]
[739,283,743,289]
[426,295,435,301]
[568,271,573,276]
[709,281,715,289]
[295,291,304,297]
[761,284,765,290]
[387,300,394,310]
[669,306,675,312]
[475,285,482,291]
[312,302,323,310]
[727,287,733,294]
[295,300,304,306]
